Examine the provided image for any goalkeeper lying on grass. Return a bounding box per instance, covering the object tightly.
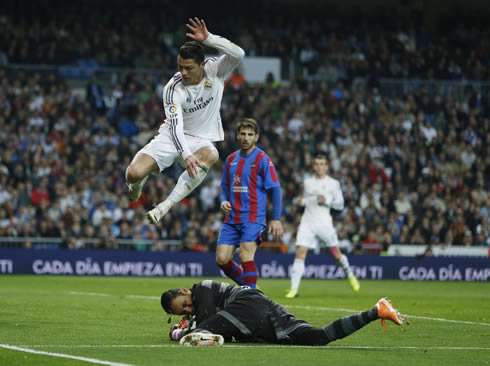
[161,280,405,347]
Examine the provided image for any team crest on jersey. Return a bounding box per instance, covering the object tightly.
[204,80,212,90]
[168,105,178,114]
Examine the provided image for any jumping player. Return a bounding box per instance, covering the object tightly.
[286,154,359,298]
[125,18,245,224]
[216,118,284,289]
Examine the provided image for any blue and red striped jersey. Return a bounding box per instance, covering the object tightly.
[221,147,280,225]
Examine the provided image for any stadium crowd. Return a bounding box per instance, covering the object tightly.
[1,1,489,82]
[0,66,488,253]
[0,2,489,254]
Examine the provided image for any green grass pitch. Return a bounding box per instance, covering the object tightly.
[0,276,489,366]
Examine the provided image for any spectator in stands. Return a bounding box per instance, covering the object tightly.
[0,6,488,254]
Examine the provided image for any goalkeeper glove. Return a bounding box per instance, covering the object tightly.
[169,326,185,341]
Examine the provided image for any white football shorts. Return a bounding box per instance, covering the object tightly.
[295,222,339,249]
[137,130,215,172]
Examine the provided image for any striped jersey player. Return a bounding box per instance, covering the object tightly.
[216,118,284,289]
[125,18,245,224]
[286,154,360,298]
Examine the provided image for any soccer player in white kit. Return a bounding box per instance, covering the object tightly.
[286,154,359,298]
[125,18,245,224]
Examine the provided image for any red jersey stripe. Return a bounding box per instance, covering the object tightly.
[267,157,278,182]
[233,157,246,224]
[225,151,238,186]
[248,151,266,222]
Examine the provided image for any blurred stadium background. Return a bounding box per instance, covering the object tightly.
[1,1,489,365]
[0,0,488,269]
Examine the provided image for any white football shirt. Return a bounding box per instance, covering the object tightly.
[160,33,245,160]
[299,175,345,226]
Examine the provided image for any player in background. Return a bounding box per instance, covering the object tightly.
[161,280,405,346]
[216,118,284,289]
[286,154,359,298]
[125,18,245,224]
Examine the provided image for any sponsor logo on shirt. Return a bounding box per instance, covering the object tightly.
[183,96,214,114]
[232,186,248,193]
[232,175,248,192]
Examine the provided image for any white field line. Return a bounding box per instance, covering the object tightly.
[68,291,490,327]
[0,344,134,366]
[11,344,490,351]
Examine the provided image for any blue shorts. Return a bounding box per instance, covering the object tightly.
[217,222,266,246]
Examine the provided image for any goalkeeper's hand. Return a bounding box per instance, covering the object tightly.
[169,325,185,341]
[177,315,190,330]
[169,316,197,341]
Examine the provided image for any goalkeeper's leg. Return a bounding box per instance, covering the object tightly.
[289,307,379,345]
[289,299,404,345]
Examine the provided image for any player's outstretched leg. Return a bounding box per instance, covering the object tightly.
[323,298,404,343]
[375,297,404,330]
[180,331,224,347]
[330,247,359,292]
[286,258,304,298]
[288,298,404,346]
[323,307,378,343]
[147,165,209,224]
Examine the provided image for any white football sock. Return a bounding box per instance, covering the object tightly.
[337,254,354,277]
[290,258,305,291]
[161,165,208,207]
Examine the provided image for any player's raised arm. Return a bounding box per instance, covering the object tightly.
[186,17,245,78]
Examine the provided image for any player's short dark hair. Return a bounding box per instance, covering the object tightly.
[161,289,183,315]
[178,41,205,65]
[314,153,328,161]
[236,118,260,135]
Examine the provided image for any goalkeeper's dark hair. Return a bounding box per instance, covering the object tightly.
[161,289,182,314]
[161,289,183,323]
[179,41,205,65]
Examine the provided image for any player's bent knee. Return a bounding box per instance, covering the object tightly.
[197,146,219,166]
[216,252,232,266]
[238,246,256,263]
[126,165,144,183]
